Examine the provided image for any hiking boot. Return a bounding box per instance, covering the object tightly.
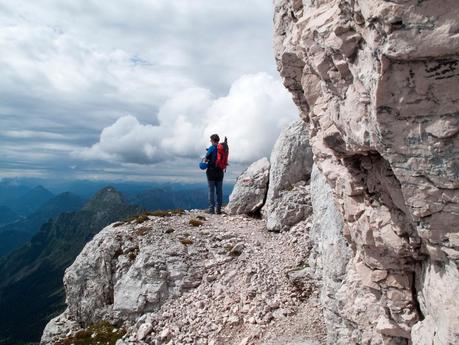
[207,208,215,214]
[216,208,222,215]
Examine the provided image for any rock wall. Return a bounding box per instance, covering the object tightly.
[308,165,353,344]
[273,0,459,344]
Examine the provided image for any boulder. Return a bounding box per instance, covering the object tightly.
[264,119,313,231]
[226,157,270,215]
[265,182,311,232]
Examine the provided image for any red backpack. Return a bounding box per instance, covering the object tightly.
[216,137,229,171]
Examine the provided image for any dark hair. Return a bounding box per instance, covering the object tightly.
[210,134,220,142]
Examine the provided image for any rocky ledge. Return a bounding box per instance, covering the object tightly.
[41,209,327,345]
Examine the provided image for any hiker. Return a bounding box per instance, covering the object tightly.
[204,134,228,214]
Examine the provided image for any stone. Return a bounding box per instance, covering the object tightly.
[355,261,380,290]
[159,327,171,340]
[41,310,80,345]
[265,182,312,232]
[226,157,270,215]
[412,259,459,345]
[371,270,388,282]
[376,315,410,339]
[136,322,152,341]
[263,119,314,231]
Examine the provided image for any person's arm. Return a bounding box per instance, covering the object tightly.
[205,146,215,161]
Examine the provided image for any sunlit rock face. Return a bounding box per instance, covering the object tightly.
[263,119,314,232]
[273,0,459,344]
[227,157,270,216]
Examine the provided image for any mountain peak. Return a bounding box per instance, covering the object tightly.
[32,185,48,192]
[26,185,53,197]
[82,186,125,212]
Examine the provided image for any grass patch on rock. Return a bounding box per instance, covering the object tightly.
[56,321,125,345]
[122,209,185,225]
[189,219,204,227]
[179,237,194,246]
[149,209,185,217]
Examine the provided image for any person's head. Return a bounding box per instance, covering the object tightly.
[210,134,220,145]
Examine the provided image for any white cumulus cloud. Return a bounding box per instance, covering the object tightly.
[0,0,297,181]
[76,73,297,165]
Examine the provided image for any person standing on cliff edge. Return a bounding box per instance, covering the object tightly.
[204,134,228,214]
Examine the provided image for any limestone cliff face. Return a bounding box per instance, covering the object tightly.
[273,0,459,344]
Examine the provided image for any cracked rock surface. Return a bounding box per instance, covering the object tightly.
[274,0,459,344]
[41,211,326,345]
[263,119,314,232]
[227,157,270,216]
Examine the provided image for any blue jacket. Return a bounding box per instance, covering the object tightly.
[206,144,224,181]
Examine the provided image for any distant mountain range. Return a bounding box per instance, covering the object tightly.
[0,180,32,206]
[0,183,59,246]
[0,182,232,257]
[5,185,55,217]
[0,192,85,257]
[130,184,233,211]
[0,187,142,345]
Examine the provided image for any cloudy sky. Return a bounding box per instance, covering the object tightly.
[0,0,298,183]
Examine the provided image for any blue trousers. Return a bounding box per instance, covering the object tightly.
[208,180,223,210]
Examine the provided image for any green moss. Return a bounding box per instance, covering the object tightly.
[122,209,185,225]
[137,214,150,224]
[121,214,141,224]
[148,209,185,217]
[56,321,126,345]
[121,212,150,224]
